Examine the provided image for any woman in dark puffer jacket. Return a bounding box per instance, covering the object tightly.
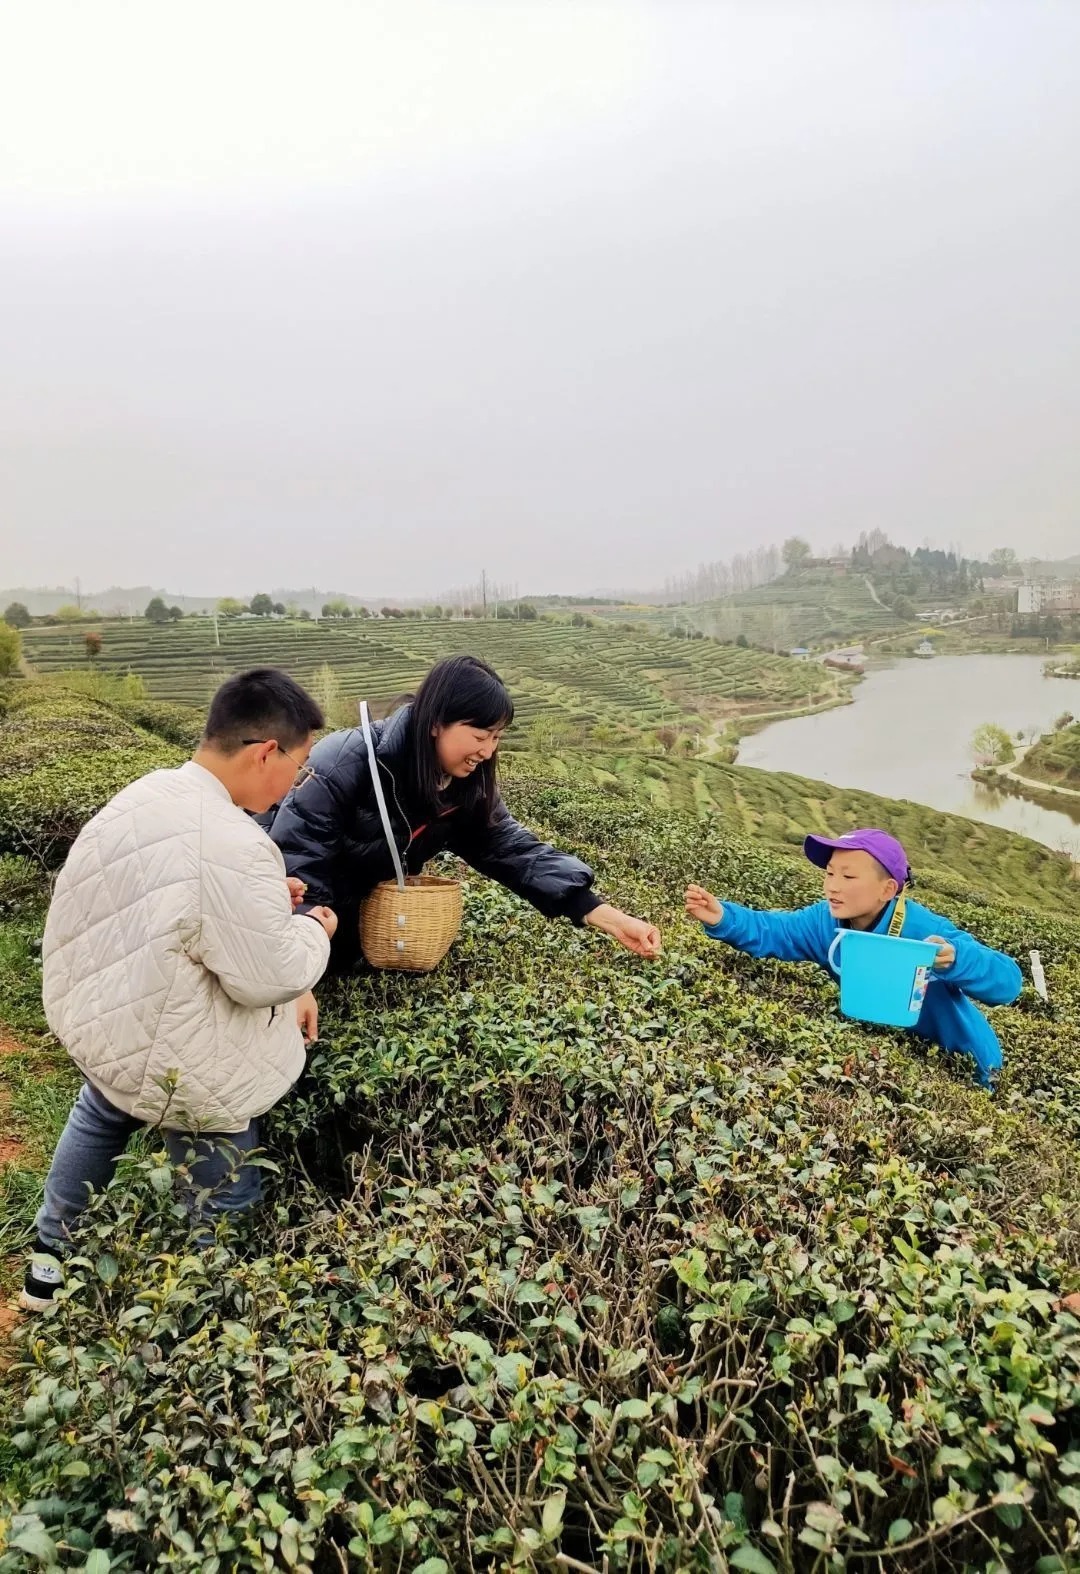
[266,654,662,977]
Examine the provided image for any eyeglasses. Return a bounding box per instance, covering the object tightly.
[241,740,318,787]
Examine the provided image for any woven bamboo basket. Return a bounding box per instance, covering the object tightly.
[359,872,462,972]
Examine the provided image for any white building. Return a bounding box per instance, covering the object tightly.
[1018,580,1080,615]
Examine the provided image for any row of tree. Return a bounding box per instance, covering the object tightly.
[319,600,541,622]
[3,601,98,627]
[660,544,784,605]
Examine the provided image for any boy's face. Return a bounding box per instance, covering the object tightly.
[823,849,898,922]
[238,734,315,813]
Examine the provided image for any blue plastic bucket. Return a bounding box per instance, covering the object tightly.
[826,929,939,1028]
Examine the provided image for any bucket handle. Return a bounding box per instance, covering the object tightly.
[827,931,844,975]
[360,700,407,892]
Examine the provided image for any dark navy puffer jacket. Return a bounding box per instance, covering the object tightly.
[263,705,601,962]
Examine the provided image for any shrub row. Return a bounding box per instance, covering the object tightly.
[3,698,1080,1570]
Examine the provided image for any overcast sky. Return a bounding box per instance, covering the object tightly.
[2,1,1079,598]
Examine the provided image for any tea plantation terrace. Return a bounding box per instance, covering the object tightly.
[4,679,1080,1570]
[20,616,836,739]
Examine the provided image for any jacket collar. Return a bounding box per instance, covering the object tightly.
[180,759,234,803]
[367,704,412,763]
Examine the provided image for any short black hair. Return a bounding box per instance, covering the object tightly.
[203,668,324,754]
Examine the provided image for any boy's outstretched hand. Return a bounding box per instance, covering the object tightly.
[685,884,723,927]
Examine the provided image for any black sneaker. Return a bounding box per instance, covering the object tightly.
[19,1239,65,1311]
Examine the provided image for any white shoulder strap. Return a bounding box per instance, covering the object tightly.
[360,701,406,890]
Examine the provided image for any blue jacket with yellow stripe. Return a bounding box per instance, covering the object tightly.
[702,895,1021,1086]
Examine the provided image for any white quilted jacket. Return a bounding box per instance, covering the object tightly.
[43,761,331,1132]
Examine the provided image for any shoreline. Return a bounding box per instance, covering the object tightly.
[972,759,1080,823]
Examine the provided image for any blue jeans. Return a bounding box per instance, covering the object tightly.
[34,1081,263,1251]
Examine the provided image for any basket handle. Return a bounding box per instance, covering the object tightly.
[360,700,407,891]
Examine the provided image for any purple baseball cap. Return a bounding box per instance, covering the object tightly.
[803,827,911,888]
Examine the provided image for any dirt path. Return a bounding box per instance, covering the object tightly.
[0,1028,28,1163]
[983,743,1080,802]
[0,1029,30,1350]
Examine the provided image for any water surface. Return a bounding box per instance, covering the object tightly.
[737,654,1080,854]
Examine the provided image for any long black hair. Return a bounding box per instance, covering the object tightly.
[406,654,514,820]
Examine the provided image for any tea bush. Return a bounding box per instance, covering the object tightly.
[3,695,1080,1570]
[0,686,182,865]
[0,856,47,919]
[109,698,204,750]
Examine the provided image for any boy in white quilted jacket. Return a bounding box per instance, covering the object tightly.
[22,668,338,1311]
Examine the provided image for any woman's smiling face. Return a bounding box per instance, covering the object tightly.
[432,720,505,779]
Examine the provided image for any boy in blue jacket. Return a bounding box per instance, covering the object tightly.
[685,828,1022,1088]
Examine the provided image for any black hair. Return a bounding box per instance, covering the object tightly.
[406,654,513,820]
[203,668,324,754]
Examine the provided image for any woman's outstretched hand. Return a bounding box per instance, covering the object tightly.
[585,903,662,959]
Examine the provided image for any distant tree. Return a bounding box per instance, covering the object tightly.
[322,598,350,619]
[145,597,170,624]
[735,632,749,648]
[1055,712,1075,731]
[298,608,313,622]
[272,602,286,616]
[0,622,21,676]
[355,605,372,620]
[526,716,574,752]
[988,548,1019,573]
[589,722,623,748]
[782,537,812,571]
[55,604,84,623]
[655,726,678,753]
[311,663,354,729]
[249,593,274,617]
[84,631,102,661]
[971,722,1015,767]
[312,663,341,711]
[120,671,147,699]
[893,596,917,621]
[3,602,31,629]
[515,601,538,621]
[168,605,183,621]
[216,597,246,618]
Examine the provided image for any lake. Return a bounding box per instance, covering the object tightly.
[736,654,1080,854]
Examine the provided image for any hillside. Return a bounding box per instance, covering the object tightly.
[19,616,839,740]
[1022,723,1080,792]
[3,679,1080,1567]
[604,569,911,651]
[503,752,1080,912]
